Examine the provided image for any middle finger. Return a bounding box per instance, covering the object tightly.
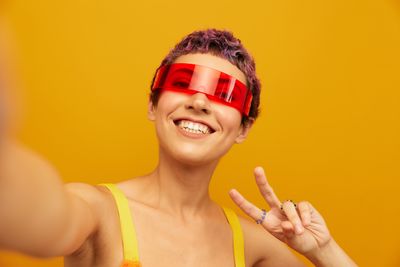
[254,167,281,209]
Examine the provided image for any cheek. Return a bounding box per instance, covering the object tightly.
[156,92,185,115]
[157,91,178,107]
[213,105,242,130]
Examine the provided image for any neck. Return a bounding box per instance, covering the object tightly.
[145,148,219,219]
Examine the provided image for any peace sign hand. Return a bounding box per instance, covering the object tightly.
[229,167,332,255]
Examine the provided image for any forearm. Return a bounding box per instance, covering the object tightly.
[0,140,71,255]
[305,239,358,267]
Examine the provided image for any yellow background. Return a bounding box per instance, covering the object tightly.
[1,0,400,266]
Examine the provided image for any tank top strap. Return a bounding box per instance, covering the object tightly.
[99,183,141,267]
[222,207,246,267]
[100,183,243,267]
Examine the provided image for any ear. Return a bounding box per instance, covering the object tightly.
[235,119,254,144]
[147,100,156,121]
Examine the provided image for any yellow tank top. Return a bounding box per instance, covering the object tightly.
[101,183,246,267]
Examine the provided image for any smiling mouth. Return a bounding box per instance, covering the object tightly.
[173,119,215,135]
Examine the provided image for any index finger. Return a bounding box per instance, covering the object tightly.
[229,189,265,223]
[254,167,281,208]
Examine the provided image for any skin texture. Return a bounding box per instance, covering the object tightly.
[66,53,302,267]
[0,53,357,267]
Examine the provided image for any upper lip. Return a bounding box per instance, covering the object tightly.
[172,117,217,133]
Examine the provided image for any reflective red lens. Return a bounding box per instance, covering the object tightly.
[152,63,252,116]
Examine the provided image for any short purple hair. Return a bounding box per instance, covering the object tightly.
[150,29,261,126]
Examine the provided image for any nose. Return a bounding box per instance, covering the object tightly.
[185,93,212,114]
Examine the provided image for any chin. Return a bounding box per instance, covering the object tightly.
[161,143,222,167]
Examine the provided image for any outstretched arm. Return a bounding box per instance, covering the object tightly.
[0,141,98,257]
[230,167,358,267]
[0,26,98,256]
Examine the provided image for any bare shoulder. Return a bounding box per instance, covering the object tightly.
[238,215,306,267]
[64,183,124,266]
[64,182,111,206]
[63,182,120,233]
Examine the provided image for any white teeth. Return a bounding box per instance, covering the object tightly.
[177,120,211,134]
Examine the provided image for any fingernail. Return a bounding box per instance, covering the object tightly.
[295,224,303,234]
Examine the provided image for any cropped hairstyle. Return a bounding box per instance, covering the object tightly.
[150,29,261,126]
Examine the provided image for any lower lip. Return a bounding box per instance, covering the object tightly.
[175,125,211,139]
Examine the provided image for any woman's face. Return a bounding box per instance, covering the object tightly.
[148,53,251,166]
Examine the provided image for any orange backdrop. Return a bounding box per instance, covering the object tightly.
[1,1,399,266]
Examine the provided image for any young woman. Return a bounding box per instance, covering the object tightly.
[0,29,357,267]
